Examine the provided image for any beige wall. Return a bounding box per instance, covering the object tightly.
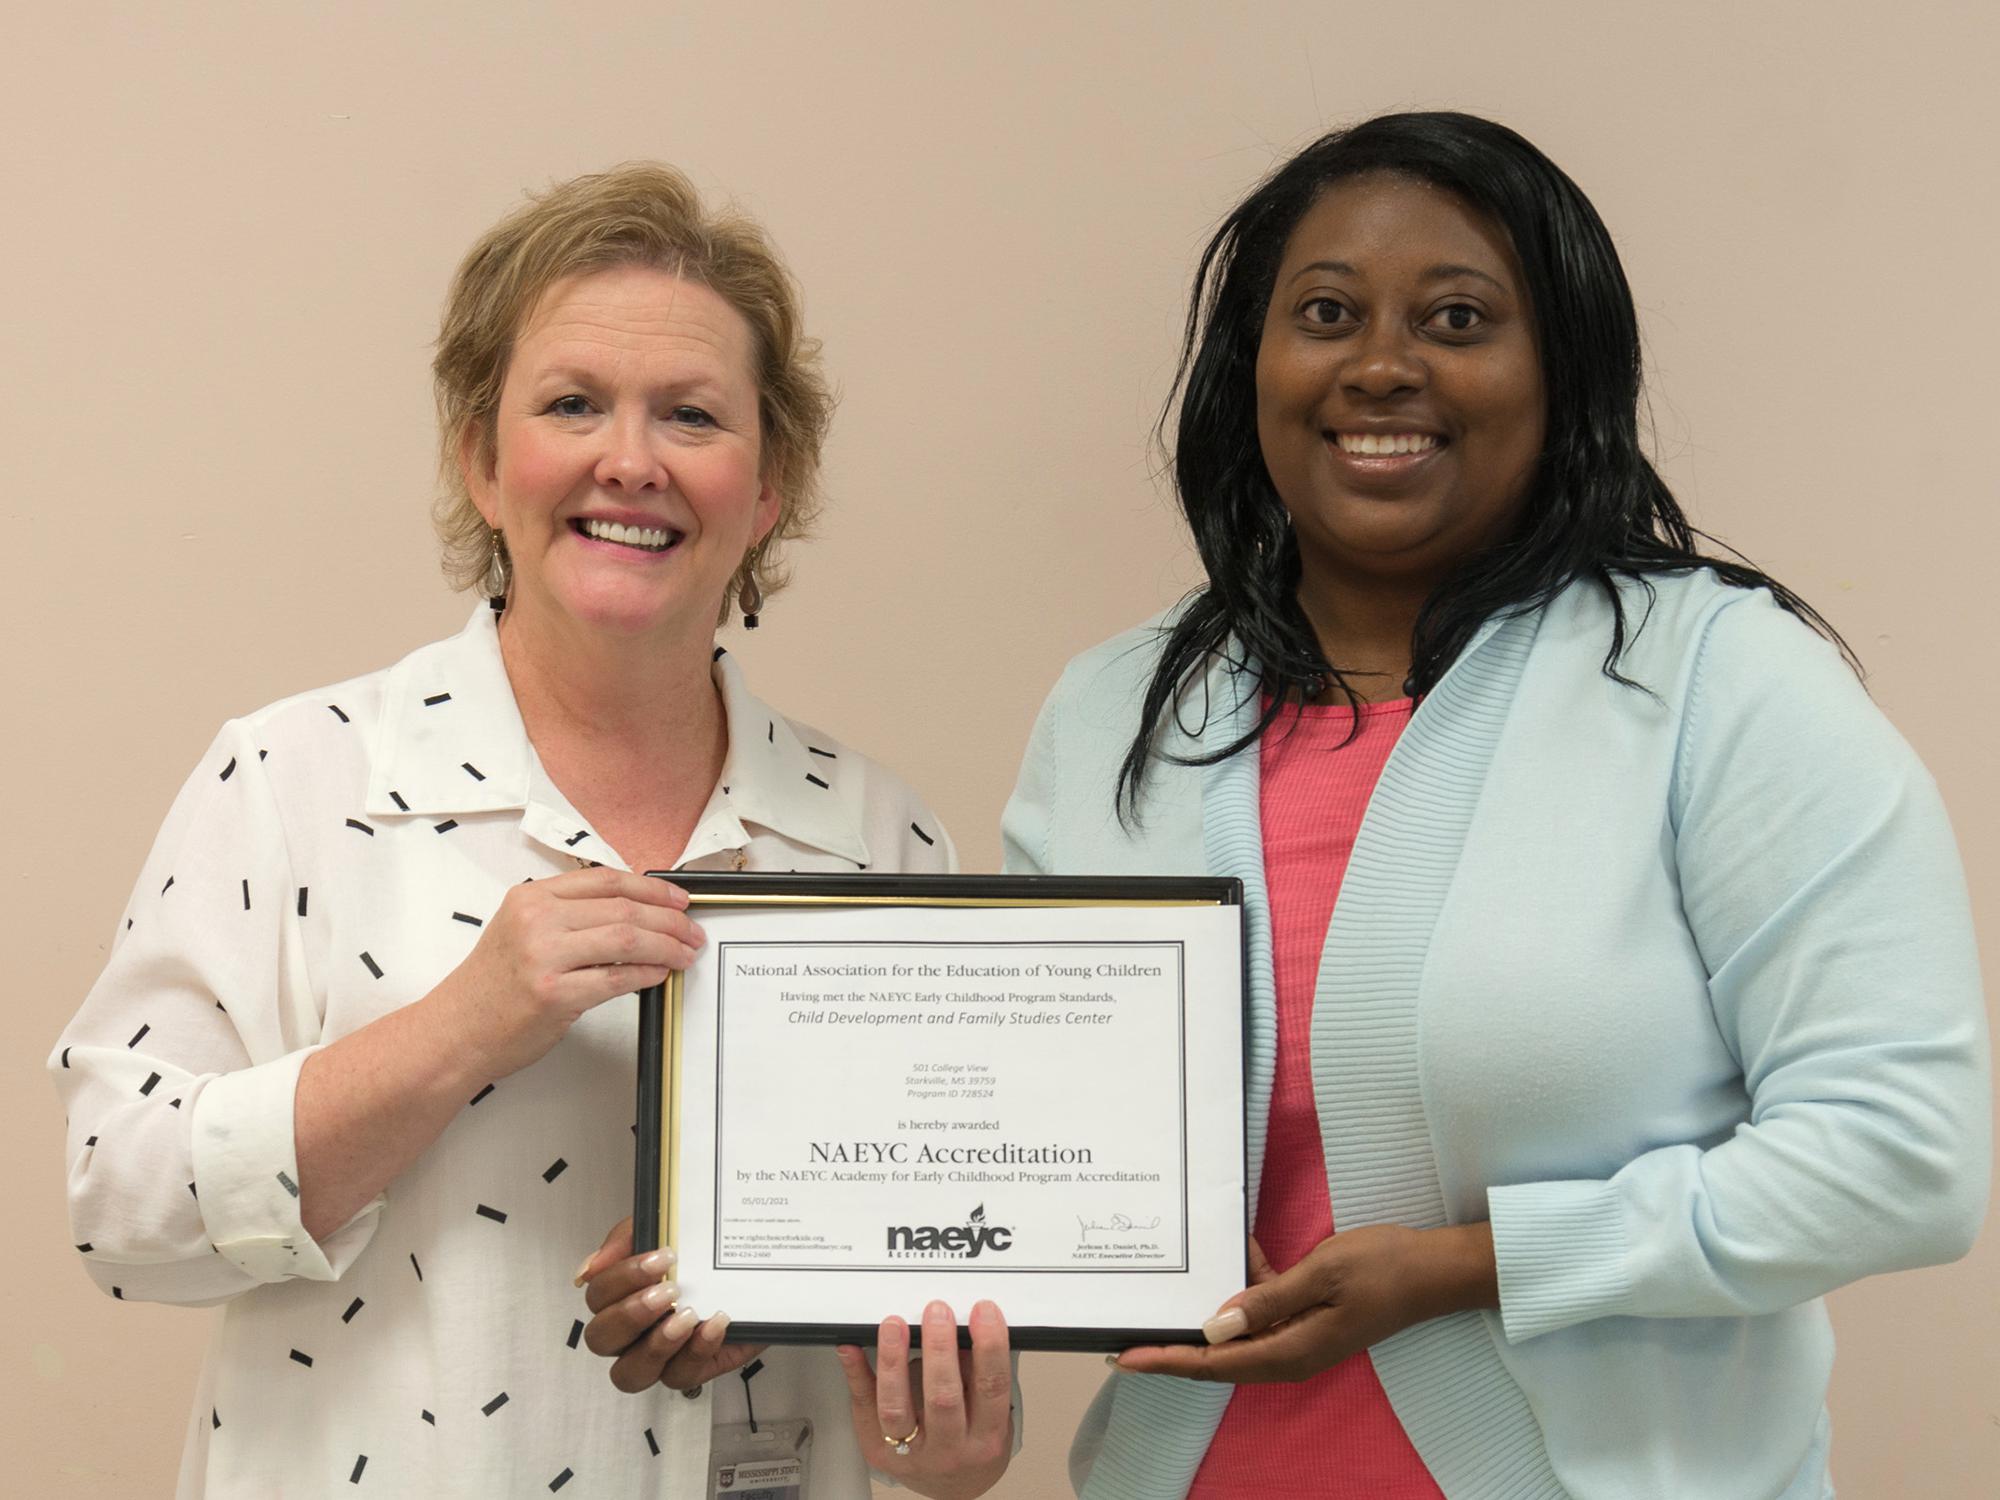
[4,1,1995,1492]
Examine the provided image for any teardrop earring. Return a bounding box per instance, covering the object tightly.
[483,529,508,614]
[738,547,765,629]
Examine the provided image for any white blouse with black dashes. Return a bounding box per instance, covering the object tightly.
[51,606,956,1498]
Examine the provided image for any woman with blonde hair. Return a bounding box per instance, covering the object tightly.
[52,164,1013,1498]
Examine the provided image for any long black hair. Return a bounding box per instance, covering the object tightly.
[1117,110,1849,815]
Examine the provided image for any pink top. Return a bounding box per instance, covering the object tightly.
[1188,696,1443,1499]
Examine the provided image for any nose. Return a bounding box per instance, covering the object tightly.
[1341,319,1427,401]
[593,409,669,492]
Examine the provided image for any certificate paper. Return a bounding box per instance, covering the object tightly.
[635,875,1246,1350]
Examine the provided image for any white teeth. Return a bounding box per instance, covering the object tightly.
[581,518,674,551]
[1336,432,1439,455]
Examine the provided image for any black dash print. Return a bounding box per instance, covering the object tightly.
[712,645,726,660]
[360,952,383,979]
[423,692,452,707]
[469,1083,495,1106]
[290,1349,314,1368]
[188,1181,198,1198]
[564,829,589,847]
[567,1319,584,1349]
[767,720,775,743]
[644,1428,660,1457]
[128,1023,151,1047]
[60,1048,69,1069]
[482,1391,510,1416]
[409,1253,423,1282]
[168,1098,181,1109]
[350,1455,367,1484]
[542,1158,568,1183]
[389,790,409,812]
[805,773,830,789]
[462,761,485,781]
[342,1297,364,1323]
[258,749,267,761]
[475,1204,507,1224]
[84,1135,97,1147]
[346,818,375,836]
[911,823,935,846]
[75,1242,92,1253]
[219,757,237,781]
[242,879,252,911]
[139,1072,161,1097]
[434,820,458,835]
[277,1170,300,1198]
[452,911,482,927]
[162,876,175,895]
[126,918,133,930]
[807,746,837,759]
[721,785,730,796]
[328,704,349,723]
[421,1409,435,1426]
[112,1286,123,1299]
[298,887,309,917]
[212,1409,220,1430]
[550,1470,573,1492]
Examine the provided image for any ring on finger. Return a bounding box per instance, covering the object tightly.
[883,1422,920,1457]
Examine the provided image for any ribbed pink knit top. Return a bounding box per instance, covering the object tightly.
[1188,696,1442,1499]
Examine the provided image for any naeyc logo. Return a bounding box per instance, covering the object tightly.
[886,1203,1014,1259]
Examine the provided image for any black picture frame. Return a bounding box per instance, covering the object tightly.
[632,870,1247,1351]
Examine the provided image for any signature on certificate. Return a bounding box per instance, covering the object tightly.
[1075,1211,1164,1243]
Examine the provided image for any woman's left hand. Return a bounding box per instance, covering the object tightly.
[1113,1224,1496,1384]
[835,1300,1012,1499]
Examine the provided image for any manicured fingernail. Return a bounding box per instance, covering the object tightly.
[702,1311,731,1342]
[1202,1307,1248,1345]
[641,1280,680,1313]
[572,1254,595,1288]
[664,1306,699,1339]
[924,1300,953,1325]
[970,1300,998,1327]
[639,1248,677,1278]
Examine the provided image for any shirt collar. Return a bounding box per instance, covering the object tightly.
[367,608,870,867]
[700,645,870,867]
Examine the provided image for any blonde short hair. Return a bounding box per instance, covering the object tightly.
[432,163,833,616]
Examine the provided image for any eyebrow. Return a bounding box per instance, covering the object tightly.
[1288,259,1508,293]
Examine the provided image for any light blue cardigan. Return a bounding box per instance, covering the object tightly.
[1001,571,1989,1500]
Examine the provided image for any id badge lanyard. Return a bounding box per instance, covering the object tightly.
[709,1358,813,1500]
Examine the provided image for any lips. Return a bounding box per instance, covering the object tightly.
[1322,426,1446,477]
[571,517,682,553]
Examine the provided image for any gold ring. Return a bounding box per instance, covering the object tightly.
[884,1422,920,1456]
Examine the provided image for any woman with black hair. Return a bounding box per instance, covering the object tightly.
[1003,113,1987,1499]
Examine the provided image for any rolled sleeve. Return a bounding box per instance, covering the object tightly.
[51,719,374,1300]
[192,1045,379,1282]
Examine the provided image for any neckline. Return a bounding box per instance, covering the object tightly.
[1262,692,1415,720]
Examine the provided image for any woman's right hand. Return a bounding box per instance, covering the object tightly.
[579,1217,765,1392]
[428,867,704,1082]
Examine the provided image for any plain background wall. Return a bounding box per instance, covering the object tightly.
[5,2,1996,1493]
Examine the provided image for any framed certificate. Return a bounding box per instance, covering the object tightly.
[633,872,1246,1352]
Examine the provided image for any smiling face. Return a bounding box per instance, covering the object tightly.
[1255,173,1546,599]
[464,263,777,647]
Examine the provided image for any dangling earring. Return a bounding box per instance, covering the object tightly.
[483,528,508,614]
[738,546,765,630]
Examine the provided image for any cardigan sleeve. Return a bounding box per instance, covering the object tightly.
[49,720,379,1306]
[1489,593,1991,1340]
